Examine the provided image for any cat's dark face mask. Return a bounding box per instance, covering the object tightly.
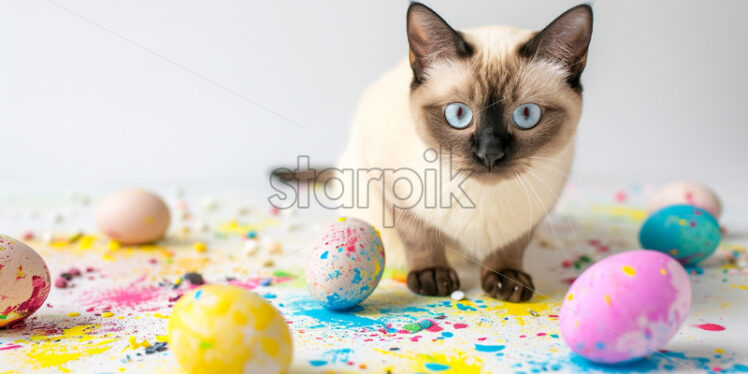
[405,2,592,181]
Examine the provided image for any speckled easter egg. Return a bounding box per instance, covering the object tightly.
[0,235,51,328]
[96,189,170,245]
[648,182,722,219]
[305,217,385,310]
[560,250,691,364]
[169,285,292,374]
[639,205,721,265]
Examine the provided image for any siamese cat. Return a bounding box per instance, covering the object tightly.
[335,3,593,302]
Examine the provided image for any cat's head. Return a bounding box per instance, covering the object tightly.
[407,3,593,180]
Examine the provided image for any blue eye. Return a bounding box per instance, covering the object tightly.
[512,103,542,129]
[444,103,473,129]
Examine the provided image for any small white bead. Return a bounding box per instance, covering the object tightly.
[243,240,259,256]
[450,290,465,301]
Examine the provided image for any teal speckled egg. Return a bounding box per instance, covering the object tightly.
[639,205,721,266]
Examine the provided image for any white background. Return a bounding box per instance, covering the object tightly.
[1,0,746,191]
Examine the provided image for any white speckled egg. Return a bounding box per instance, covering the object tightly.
[305,217,385,310]
[648,182,722,219]
[96,189,171,245]
[0,235,51,327]
[560,250,691,364]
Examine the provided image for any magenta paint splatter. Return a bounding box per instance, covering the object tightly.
[694,323,725,331]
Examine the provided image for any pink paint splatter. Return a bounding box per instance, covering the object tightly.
[425,321,443,333]
[562,277,577,285]
[80,277,164,312]
[0,344,22,351]
[614,190,627,203]
[453,323,468,329]
[694,323,725,331]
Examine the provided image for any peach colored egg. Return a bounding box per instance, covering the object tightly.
[647,182,722,219]
[96,189,170,245]
[0,235,51,328]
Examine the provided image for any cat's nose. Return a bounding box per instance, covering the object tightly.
[472,148,505,170]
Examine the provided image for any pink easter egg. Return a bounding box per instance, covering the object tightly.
[560,250,691,364]
[648,182,722,219]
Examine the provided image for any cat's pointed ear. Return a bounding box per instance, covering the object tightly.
[407,2,472,83]
[520,4,593,90]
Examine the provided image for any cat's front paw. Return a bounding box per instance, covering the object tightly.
[481,269,534,302]
[407,267,460,296]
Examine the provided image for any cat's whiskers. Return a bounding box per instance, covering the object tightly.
[523,167,581,264]
[526,160,572,178]
[513,172,534,244]
[517,172,562,251]
[527,156,567,164]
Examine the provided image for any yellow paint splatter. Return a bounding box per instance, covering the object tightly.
[153,313,169,319]
[101,312,114,318]
[156,335,168,342]
[715,348,725,354]
[217,218,280,235]
[678,219,688,226]
[729,284,748,290]
[108,240,121,250]
[23,325,115,371]
[604,295,611,306]
[16,266,25,279]
[79,235,96,249]
[337,217,347,222]
[567,293,574,301]
[660,268,667,275]
[193,242,207,253]
[590,205,648,222]
[622,266,636,276]
[67,312,80,317]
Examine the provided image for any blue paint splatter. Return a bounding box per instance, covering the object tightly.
[379,306,429,314]
[425,362,450,371]
[286,297,384,329]
[456,303,477,311]
[326,270,341,280]
[352,268,362,284]
[309,360,327,367]
[322,348,353,364]
[194,289,202,299]
[475,344,506,353]
[441,332,453,338]
[320,250,328,259]
[262,293,277,299]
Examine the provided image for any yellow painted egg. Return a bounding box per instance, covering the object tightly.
[168,285,292,374]
[95,189,170,245]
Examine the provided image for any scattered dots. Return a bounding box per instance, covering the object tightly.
[622,266,636,276]
[194,242,207,253]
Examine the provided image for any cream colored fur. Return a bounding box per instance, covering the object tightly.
[338,25,580,268]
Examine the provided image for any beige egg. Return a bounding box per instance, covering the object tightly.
[647,181,722,219]
[96,189,171,245]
